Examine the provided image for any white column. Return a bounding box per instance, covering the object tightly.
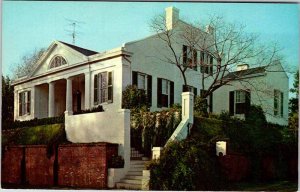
[181,92,194,124]
[84,72,91,110]
[14,90,18,120]
[48,82,55,117]
[65,77,73,115]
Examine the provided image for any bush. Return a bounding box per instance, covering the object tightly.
[149,139,228,190]
[73,105,104,115]
[108,155,124,168]
[122,85,150,110]
[131,108,181,156]
[2,115,65,130]
[194,96,208,117]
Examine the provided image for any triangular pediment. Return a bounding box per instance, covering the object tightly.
[30,41,97,77]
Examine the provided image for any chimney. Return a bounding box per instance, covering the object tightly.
[236,64,249,71]
[205,25,214,34]
[165,6,179,30]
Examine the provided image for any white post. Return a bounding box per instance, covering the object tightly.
[48,82,55,117]
[84,72,91,110]
[181,92,194,124]
[14,90,18,120]
[65,77,73,115]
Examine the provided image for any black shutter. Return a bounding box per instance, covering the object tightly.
[147,75,152,106]
[280,92,283,117]
[193,49,197,71]
[245,91,251,118]
[209,93,213,113]
[170,81,174,106]
[157,78,162,107]
[194,87,197,96]
[183,45,187,65]
[210,56,213,75]
[132,71,138,86]
[229,91,235,116]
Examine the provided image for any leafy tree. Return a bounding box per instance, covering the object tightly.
[289,70,298,114]
[2,76,14,125]
[288,70,299,136]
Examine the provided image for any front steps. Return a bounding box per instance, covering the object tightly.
[116,148,149,190]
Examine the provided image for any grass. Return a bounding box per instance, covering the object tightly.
[2,123,66,145]
[232,180,298,191]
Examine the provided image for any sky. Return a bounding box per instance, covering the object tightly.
[2,2,300,85]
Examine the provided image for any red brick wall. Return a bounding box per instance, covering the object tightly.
[25,145,55,186]
[219,154,250,182]
[2,143,118,188]
[58,143,117,189]
[1,146,24,184]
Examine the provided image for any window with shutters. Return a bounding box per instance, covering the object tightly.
[274,89,284,117]
[157,78,174,108]
[132,71,152,106]
[183,45,197,71]
[49,55,67,69]
[200,51,213,75]
[230,90,250,115]
[137,73,146,90]
[94,71,113,105]
[19,91,31,116]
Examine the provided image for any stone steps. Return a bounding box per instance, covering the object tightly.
[116,148,149,190]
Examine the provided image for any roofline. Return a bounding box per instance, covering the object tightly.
[12,50,132,86]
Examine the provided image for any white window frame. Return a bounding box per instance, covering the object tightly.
[137,73,146,90]
[19,90,31,116]
[235,90,246,104]
[94,71,113,105]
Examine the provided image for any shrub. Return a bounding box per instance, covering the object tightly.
[73,105,104,115]
[131,108,181,156]
[194,96,208,117]
[149,139,228,190]
[108,155,124,168]
[122,85,149,110]
[2,115,65,130]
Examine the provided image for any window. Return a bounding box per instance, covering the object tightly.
[49,56,67,69]
[236,90,246,103]
[138,74,146,90]
[19,91,31,116]
[229,90,251,115]
[132,71,152,105]
[162,79,168,95]
[183,45,197,71]
[157,78,174,108]
[94,71,113,105]
[200,51,214,75]
[274,90,284,117]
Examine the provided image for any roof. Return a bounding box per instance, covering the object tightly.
[224,66,266,80]
[59,41,98,56]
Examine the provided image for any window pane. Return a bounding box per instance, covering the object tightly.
[162,79,168,95]
[138,74,145,90]
[108,86,113,102]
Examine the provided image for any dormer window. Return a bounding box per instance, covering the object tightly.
[49,56,67,69]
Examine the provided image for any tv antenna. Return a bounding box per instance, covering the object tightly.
[65,18,85,45]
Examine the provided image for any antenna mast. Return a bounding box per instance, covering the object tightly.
[65,18,85,45]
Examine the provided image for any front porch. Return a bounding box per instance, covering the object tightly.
[16,73,91,121]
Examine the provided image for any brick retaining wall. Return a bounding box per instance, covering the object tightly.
[1,143,118,189]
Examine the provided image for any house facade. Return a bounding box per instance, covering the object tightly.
[12,6,288,125]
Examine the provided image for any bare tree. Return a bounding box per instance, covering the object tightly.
[11,48,46,80]
[150,14,282,98]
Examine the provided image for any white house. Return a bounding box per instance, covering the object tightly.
[12,6,288,125]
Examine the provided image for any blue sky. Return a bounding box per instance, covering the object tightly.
[2,2,299,84]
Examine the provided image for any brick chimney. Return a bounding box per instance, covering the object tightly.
[165,6,179,30]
